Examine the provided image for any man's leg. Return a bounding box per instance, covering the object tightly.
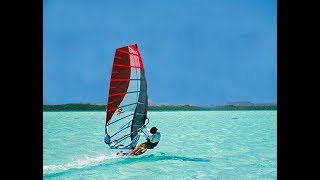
[129,144,141,155]
[134,143,147,155]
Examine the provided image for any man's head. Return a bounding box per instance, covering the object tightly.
[150,127,158,134]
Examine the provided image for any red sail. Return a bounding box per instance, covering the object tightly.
[105,44,148,149]
[106,44,143,124]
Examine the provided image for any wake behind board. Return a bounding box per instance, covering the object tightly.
[116,149,147,157]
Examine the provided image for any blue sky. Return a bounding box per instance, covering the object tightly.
[44,0,276,106]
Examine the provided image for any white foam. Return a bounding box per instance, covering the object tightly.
[43,154,117,174]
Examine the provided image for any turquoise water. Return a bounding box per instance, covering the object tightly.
[44,111,277,179]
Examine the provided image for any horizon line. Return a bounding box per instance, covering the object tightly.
[43,101,277,106]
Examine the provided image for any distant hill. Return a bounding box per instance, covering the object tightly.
[89,102,106,105]
[43,102,276,111]
[221,101,276,106]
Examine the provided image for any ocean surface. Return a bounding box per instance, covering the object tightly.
[43,111,277,179]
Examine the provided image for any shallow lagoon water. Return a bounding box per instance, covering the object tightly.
[44,111,276,179]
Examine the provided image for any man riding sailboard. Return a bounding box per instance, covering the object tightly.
[104,44,160,156]
[128,125,161,155]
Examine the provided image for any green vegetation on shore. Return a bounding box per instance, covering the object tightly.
[43,103,276,111]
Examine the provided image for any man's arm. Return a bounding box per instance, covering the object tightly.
[141,125,151,133]
[138,132,149,139]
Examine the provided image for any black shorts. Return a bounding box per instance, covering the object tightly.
[141,141,159,149]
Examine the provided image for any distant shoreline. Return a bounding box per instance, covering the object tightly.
[43,104,277,111]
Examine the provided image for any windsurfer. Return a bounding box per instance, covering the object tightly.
[129,126,161,155]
